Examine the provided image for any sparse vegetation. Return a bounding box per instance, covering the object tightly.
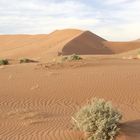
[72,98,122,140]
[0,59,9,65]
[69,54,82,61]
[20,58,35,64]
[62,54,82,61]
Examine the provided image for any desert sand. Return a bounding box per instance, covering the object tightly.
[0,29,140,140]
[1,29,140,61]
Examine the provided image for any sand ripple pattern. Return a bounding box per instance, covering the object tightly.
[0,60,140,139]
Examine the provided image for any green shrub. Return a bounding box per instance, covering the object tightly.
[0,59,9,65]
[20,58,35,64]
[62,54,82,61]
[69,54,82,61]
[72,98,122,140]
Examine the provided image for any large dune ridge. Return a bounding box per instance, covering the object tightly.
[103,41,140,54]
[0,29,140,140]
[0,29,82,60]
[0,29,140,60]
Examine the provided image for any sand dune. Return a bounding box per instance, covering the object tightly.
[0,29,104,59]
[0,29,140,140]
[61,31,112,55]
[0,29,82,60]
[103,41,140,54]
[0,29,140,60]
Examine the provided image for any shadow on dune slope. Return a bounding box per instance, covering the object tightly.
[0,29,140,58]
[61,31,114,55]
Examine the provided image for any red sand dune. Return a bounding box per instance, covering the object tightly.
[61,31,111,55]
[0,29,140,60]
[103,41,140,54]
[0,29,82,59]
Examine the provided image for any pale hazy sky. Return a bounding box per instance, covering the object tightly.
[0,0,140,41]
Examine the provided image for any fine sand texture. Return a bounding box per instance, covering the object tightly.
[0,59,140,140]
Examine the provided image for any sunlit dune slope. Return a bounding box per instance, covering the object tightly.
[0,29,140,60]
[0,29,82,59]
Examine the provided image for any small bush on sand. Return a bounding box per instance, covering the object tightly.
[20,58,35,64]
[69,54,82,61]
[72,98,122,140]
[0,59,9,65]
[62,54,82,61]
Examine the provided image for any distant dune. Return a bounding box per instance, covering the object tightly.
[0,29,140,60]
[103,41,140,54]
[0,29,82,59]
[135,39,140,42]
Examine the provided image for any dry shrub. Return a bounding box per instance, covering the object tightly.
[72,98,122,140]
[62,54,82,61]
[20,58,36,63]
[0,59,9,65]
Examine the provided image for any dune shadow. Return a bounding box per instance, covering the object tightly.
[62,31,114,55]
[29,60,39,63]
[121,120,140,137]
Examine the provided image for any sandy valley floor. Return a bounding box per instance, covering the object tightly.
[0,58,140,140]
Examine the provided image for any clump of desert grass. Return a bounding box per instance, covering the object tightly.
[0,59,9,65]
[62,54,82,61]
[72,98,122,140]
[19,58,37,64]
